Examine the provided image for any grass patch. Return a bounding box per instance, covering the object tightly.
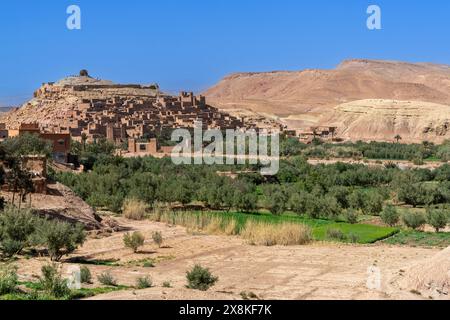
[125,256,176,268]
[67,258,121,267]
[69,286,130,299]
[314,223,399,244]
[151,210,398,244]
[3,282,131,300]
[384,230,450,248]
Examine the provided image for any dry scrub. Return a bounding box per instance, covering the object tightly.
[123,198,148,220]
[150,210,312,246]
[151,210,238,236]
[241,221,312,246]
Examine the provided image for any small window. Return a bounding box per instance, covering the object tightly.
[58,139,65,146]
[139,144,146,151]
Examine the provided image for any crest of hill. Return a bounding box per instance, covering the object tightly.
[204,59,450,142]
[204,59,450,115]
[54,75,115,86]
[0,73,162,128]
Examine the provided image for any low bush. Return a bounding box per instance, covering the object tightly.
[426,208,448,232]
[344,209,359,224]
[186,265,218,291]
[136,276,153,289]
[152,231,163,248]
[381,205,400,227]
[162,281,172,288]
[97,272,117,287]
[39,265,71,298]
[347,233,360,243]
[123,232,145,253]
[0,265,18,295]
[36,220,86,261]
[80,266,92,284]
[326,228,346,241]
[0,207,37,258]
[123,198,148,221]
[402,212,426,230]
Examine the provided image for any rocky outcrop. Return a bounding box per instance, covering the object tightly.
[319,99,450,143]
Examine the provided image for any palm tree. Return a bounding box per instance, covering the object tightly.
[394,135,402,143]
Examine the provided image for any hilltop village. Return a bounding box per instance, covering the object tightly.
[0,71,340,165]
[0,71,286,162]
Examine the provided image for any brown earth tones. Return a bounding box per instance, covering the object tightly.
[14,217,448,300]
[204,59,450,142]
[2,182,112,231]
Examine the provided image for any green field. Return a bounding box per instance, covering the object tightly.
[160,211,399,244]
[384,230,450,248]
[0,282,130,301]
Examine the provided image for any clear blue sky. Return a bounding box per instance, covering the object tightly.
[1,0,450,105]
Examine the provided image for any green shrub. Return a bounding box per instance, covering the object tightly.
[426,208,448,232]
[413,158,424,166]
[97,272,117,287]
[162,281,172,288]
[152,231,163,248]
[0,207,36,258]
[0,265,18,295]
[123,232,145,253]
[381,205,400,227]
[344,209,359,224]
[347,233,360,244]
[362,191,384,216]
[0,239,25,259]
[143,260,155,268]
[39,265,71,298]
[186,265,218,291]
[402,212,426,230]
[80,266,92,284]
[36,220,86,261]
[326,228,346,241]
[136,276,153,289]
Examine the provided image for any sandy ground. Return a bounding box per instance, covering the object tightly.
[14,217,442,300]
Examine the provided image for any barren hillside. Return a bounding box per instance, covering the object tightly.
[320,99,450,143]
[204,59,450,142]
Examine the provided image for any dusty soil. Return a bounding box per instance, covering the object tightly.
[2,182,114,231]
[13,217,446,300]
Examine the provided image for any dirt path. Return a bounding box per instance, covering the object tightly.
[15,217,440,300]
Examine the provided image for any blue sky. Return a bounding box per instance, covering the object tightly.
[1,0,450,105]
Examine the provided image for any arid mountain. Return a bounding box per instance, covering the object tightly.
[322,99,450,143]
[204,59,450,142]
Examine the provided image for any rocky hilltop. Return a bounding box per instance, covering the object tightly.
[204,59,450,143]
[0,71,245,141]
